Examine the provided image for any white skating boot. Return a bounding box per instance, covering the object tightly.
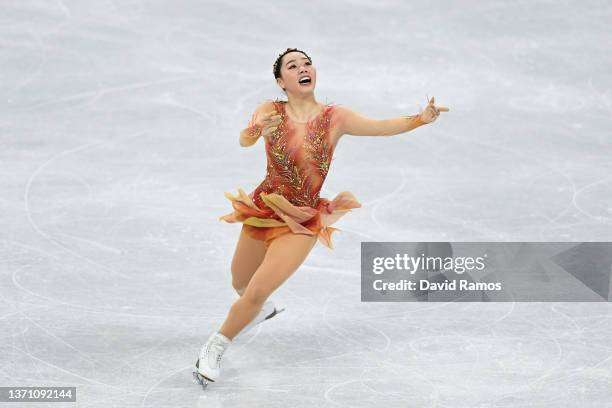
[237,300,285,339]
[192,301,284,390]
[192,331,232,390]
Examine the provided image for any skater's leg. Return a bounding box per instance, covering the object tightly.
[218,232,317,339]
[230,225,268,296]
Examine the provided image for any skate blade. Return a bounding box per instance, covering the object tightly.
[265,307,285,320]
[192,359,214,390]
[192,371,210,390]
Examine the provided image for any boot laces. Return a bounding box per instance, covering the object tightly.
[206,337,228,368]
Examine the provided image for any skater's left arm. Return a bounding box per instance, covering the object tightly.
[336,96,449,137]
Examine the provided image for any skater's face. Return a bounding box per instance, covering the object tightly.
[276,52,316,95]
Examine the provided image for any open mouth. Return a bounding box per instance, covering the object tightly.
[298,76,312,86]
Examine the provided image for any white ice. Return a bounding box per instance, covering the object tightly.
[1,1,611,407]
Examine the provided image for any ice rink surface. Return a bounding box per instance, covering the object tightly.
[1,0,611,406]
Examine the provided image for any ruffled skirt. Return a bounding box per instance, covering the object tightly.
[218,188,362,249]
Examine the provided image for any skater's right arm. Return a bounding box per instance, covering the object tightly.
[239,100,280,147]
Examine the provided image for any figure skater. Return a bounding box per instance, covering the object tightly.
[193,47,448,389]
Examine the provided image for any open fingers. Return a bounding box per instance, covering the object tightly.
[263,110,279,121]
[432,105,449,113]
[268,116,282,126]
[268,112,281,121]
[426,95,450,114]
[262,126,278,136]
[261,112,281,127]
[427,96,450,109]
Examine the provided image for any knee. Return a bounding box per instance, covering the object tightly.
[233,285,246,296]
[231,278,246,296]
[241,283,271,307]
[231,264,249,293]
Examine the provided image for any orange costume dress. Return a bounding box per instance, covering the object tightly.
[219,99,362,249]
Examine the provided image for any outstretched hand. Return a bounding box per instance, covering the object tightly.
[419,95,449,124]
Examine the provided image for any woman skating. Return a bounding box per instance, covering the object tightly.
[193,47,448,389]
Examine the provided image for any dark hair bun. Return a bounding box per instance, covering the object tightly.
[273,48,312,80]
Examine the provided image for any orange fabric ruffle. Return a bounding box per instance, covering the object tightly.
[218,188,361,249]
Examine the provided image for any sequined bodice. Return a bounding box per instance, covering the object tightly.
[252,100,336,209]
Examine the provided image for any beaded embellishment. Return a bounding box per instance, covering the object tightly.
[247,112,263,140]
[258,99,335,208]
